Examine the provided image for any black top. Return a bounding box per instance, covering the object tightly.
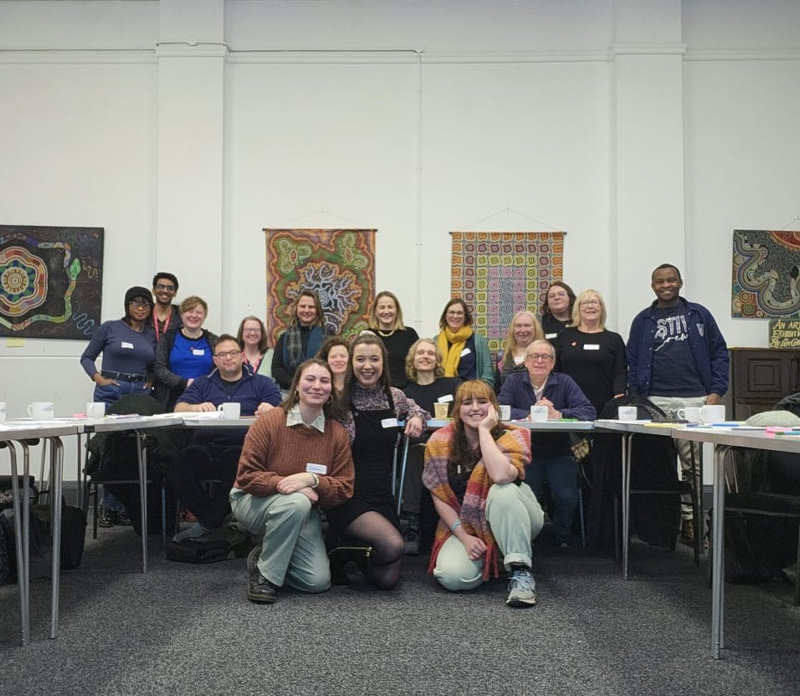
[376,327,420,389]
[555,327,627,414]
[403,377,462,418]
[541,313,570,343]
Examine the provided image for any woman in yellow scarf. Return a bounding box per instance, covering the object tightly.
[434,298,494,387]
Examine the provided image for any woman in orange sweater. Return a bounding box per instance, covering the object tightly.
[230,359,355,604]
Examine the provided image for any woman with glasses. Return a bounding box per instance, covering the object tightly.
[540,281,576,341]
[152,296,218,411]
[237,316,270,376]
[554,289,627,416]
[271,290,329,390]
[80,285,158,526]
[434,298,493,387]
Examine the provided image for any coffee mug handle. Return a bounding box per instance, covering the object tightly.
[676,408,685,420]
[217,404,225,411]
[27,404,33,417]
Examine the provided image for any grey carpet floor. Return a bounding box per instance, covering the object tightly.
[2,526,800,696]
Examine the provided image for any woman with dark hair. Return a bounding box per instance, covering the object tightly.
[423,380,543,607]
[231,359,355,603]
[368,290,419,388]
[540,281,576,341]
[434,298,493,386]
[326,333,429,590]
[271,290,328,390]
[317,336,349,394]
[80,285,158,526]
[237,315,270,376]
[152,296,218,410]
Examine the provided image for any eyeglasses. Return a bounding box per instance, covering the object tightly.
[154,284,175,292]
[128,299,151,308]
[526,353,554,362]
[447,310,465,316]
[580,300,601,307]
[214,350,242,359]
[548,291,568,299]
[242,328,261,334]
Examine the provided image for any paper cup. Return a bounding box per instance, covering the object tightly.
[433,402,449,419]
[499,405,511,421]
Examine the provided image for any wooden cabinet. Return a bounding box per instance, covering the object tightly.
[725,348,800,420]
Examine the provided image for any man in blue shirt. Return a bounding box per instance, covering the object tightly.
[627,263,729,544]
[169,334,282,540]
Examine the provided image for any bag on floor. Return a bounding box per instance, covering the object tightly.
[165,526,251,564]
[0,506,53,582]
[33,504,87,570]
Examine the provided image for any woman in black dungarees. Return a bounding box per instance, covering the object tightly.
[327,333,428,589]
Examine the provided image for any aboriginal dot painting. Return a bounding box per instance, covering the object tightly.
[451,231,565,353]
[0,226,103,339]
[732,230,800,318]
[264,229,376,346]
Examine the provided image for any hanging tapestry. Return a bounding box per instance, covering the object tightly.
[0,225,104,340]
[732,230,800,318]
[451,231,565,352]
[265,228,376,345]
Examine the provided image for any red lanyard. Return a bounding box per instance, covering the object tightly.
[154,309,172,342]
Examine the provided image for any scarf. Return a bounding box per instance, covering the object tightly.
[422,423,529,580]
[282,324,325,373]
[437,325,473,378]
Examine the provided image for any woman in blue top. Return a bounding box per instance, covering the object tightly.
[79,285,158,526]
[152,296,218,411]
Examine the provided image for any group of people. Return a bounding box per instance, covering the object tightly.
[79,262,729,607]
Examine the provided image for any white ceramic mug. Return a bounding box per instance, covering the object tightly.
[700,404,726,425]
[618,406,638,421]
[218,402,241,419]
[86,402,106,419]
[0,402,6,423]
[530,405,549,422]
[499,405,511,421]
[677,406,702,423]
[27,402,55,420]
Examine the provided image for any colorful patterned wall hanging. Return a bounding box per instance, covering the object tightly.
[0,225,104,339]
[265,228,376,346]
[451,231,565,352]
[732,230,800,318]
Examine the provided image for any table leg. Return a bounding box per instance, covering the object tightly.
[49,437,64,640]
[622,433,632,580]
[711,444,728,659]
[136,431,149,574]
[5,443,29,646]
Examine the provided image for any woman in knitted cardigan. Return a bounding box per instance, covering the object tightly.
[422,380,544,607]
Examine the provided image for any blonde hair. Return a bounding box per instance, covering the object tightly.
[571,289,607,330]
[502,311,544,360]
[405,338,444,382]
[368,291,406,331]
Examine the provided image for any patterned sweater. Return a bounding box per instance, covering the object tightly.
[338,384,430,443]
[423,423,529,580]
[233,407,355,510]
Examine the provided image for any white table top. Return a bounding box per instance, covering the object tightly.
[593,419,682,435]
[676,426,800,454]
[0,421,79,441]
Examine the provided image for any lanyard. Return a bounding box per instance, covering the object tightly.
[154,308,172,342]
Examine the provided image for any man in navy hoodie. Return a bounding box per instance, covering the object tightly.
[627,263,729,544]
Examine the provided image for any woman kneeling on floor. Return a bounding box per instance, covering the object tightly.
[230,359,355,604]
[423,380,544,607]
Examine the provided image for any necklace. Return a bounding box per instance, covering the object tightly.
[377,329,396,337]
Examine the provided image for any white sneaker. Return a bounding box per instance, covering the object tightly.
[506,567,537,607]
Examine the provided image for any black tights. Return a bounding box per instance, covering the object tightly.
[345,511,404,590]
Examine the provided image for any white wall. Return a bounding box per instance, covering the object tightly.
[1,0,800,479]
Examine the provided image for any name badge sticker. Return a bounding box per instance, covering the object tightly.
[545,333,557,339]
[460,348,472,357]
[381,418,399,429]
[121,341,134,349]
[438,394,454,403]
[306,463,327,475]
[192,349,206,356]
[583,344,600,351]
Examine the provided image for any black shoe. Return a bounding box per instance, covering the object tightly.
[247,569,277,604]
[403,527,420,556]
[115,510,133,526]
[97,506,116,528]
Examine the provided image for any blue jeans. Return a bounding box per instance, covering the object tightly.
[93,380,151,405]
[525,456,579,545]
